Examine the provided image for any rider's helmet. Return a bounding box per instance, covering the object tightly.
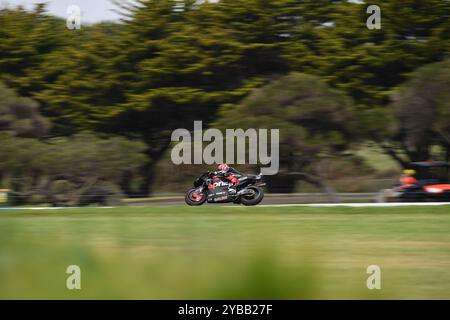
[401,169,417,185]
[217,163,230,172]
[403,169,416,176]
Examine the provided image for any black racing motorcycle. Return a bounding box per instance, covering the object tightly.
[185,171,265,206]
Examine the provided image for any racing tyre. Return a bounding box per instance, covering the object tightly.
[240,186,264,206]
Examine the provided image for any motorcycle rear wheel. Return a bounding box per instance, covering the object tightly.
[240,186,264,206]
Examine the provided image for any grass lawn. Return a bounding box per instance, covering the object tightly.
[1,205,450,299]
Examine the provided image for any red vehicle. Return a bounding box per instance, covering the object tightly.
[380,161,450,202]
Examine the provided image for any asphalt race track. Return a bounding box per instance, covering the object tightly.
[2,194,450,210]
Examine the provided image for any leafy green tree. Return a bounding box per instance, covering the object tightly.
[0,4,69,96]
[0,134,50,194]
[1,1,449,195]
[283,0,450,147]
[385,59,450,165]
[216,73,357,196]
[0,81,49,191]
[0,132,148,204]
[0,82,49,137]
[33,22,126,134]
[109,0,344,194]
[296,0,450,108]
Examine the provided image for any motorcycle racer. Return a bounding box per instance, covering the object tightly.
[399,169,418,188]
[185,169,265,206]
[215,163,241,193]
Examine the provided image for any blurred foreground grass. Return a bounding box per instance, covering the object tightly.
[1,205,450,299]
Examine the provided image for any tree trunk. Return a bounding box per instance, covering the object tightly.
[138,140,171,196]
[296,172,339,203]
[119,170,134,197]
[379,143,409,168]
[274,170,340,202]
[138,160,159,196]
[444,144,450,164]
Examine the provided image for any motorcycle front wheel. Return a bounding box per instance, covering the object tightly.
[185,189,207,206]
[240,186,264,206]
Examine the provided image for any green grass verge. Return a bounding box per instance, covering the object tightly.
[1,205,450,299]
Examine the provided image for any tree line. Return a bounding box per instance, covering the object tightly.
[0,0,449,203]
